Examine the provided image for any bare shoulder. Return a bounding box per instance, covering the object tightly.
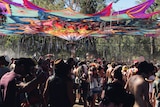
[129,75,144,84]
[128,75,145,93]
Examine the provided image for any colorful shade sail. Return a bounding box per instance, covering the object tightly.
[0,0,160,41]
[113,0,154,15]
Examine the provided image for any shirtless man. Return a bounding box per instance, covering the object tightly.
[125,61,154,107]
[106,62,116,83]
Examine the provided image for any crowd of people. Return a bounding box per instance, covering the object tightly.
[0,55,160,107]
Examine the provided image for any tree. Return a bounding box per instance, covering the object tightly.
[32,0,65,10]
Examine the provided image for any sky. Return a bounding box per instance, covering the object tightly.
[112,0,138,11]
[13,0,138,11]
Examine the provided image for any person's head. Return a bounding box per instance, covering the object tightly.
[155,63,160,71]
[89,66,97,77]
[37,57,44,66]
[112,65,123,81]
[54,59,70,77]
[97,65,104,76]
[38,58,50,72]
[0,55,11,66]
[121,65,128,73]
[67,57,76,67]
[111,62,117,68]
[14,58,37,77]
[137,61,154,77]
[78,60,86,66]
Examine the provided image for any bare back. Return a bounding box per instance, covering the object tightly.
[127,75,151,107]
[106,67,113,83]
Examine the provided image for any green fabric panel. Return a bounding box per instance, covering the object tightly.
[48,9,90,19]
[6,16,16,23]
[10,5,39,17]
[100,14,130,21]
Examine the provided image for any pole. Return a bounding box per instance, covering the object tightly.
[150,36,155,60]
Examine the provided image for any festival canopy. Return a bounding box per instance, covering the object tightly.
[0,0,160,41]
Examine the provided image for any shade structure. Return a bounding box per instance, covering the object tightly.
[0,0,160,41]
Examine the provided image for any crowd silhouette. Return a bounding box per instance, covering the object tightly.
[0,55,160,107]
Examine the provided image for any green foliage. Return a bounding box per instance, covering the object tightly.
[94,36,160,62]
[3,36,20,48]
[1,35,160,62]
[78,0,106,14]
[32,0,65,10]
[32,0,105,12]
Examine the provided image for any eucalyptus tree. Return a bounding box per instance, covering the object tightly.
[155,0,160,13]
[32,0,65,10]
[137,0,160,60]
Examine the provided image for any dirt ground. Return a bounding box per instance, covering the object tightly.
[73,99,99,107]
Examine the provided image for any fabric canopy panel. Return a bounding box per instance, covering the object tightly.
[0,0,160,41]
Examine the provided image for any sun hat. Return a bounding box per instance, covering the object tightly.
[0,55,11,66]
[54,59,65,70]
[15,57,37,66]
[54,59,70,76]
[14,58,37,75]
[122,65,128,71]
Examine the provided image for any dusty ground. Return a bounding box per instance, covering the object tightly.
[73,99,99,107]
[73,103,99,107]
